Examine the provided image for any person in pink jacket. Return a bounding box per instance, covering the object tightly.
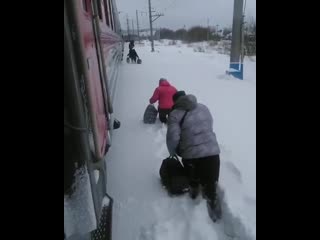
[149,78,177,123]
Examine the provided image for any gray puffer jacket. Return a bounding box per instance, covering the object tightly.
[166,94,220,159]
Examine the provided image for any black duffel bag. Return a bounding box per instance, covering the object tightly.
[159,155,189,195]
[143,104,158,124]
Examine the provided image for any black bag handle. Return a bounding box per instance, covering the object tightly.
[180,111,188,127]
[169,154,179,161]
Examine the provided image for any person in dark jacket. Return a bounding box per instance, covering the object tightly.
[127,48,139,63]
[166,91,221,211]
[129,40,134,50]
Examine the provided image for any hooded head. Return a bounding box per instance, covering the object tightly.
[173,91,197,111]
[159,78,170,86]
[173,90,186,103]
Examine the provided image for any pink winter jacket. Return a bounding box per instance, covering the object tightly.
[149,79,177,109]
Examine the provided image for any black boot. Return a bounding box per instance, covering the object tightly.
[204,182,221,221]
[207,196,222,222]
[189,185,200,199]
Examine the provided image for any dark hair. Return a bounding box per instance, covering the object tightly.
[173,91,186,102]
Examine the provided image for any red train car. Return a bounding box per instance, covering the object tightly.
[64,0,123,239]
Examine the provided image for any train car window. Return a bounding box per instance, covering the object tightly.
[108,0,114,30]
[82,0,88,12]
[97,0,103,20]
[103,0,110,26]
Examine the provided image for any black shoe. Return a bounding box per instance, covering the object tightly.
[189,186,199,199]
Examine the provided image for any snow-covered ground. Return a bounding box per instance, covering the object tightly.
[106,40,256,240]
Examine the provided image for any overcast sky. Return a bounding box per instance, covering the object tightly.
[115,0,256,31]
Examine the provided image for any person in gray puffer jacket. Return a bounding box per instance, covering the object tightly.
[166,90,221,209]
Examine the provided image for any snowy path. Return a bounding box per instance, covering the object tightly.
[106,40,256,240]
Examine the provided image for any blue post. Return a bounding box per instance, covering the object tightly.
[227,0,244,80]
[228,62,243,80]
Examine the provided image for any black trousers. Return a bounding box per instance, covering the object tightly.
[182,155,220,201]
[130,56,137,62]
[158,108,171,123]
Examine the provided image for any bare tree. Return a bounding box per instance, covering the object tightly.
[244,17,256,56]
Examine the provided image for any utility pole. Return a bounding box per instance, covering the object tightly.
[132,19,135,39]
[229,0,244,80]
[148,0,154,51]
[207,18,209,41]
[148,0,164,52]
[126,14,130,40]
[136,10,140,42]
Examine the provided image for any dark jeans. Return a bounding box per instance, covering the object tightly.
[182,155,220,201]
[158,108,171,123]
